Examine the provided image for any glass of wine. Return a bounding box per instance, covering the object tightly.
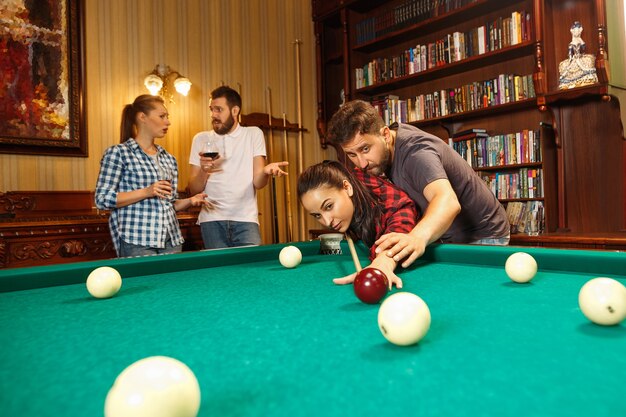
[157,164,173,183]
[202,138,220,160]
[156,163,173,200]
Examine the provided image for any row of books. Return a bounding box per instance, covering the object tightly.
[451,129,542,168]
[355,10,531,89]
[505,201,544,235]
[361,71,535,115]
[355,0,478,45]
[479,168,544,200]
[369,73,535,125]
[371,96,409,126]
[418,73,535,119]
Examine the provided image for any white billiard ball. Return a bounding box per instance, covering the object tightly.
[505,252,538,283]
[279,245,302,268]
[378,292,431,346]
[86,266,122,298]
[578,277,626,326]
[104,356,201,417]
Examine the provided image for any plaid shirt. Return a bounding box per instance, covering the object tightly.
[353,169,418,260]
[95,138,182,255]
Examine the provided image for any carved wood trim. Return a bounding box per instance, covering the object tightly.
[0,192,204,268]
[0,239,6,268]
[0,192,35,214]
[11,238,114,261]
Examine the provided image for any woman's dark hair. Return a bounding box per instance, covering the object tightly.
[297,160,382,247]
[119,94,165,143]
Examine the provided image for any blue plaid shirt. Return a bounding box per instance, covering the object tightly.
[95,138,183,255]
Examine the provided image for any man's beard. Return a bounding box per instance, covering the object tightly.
[212,114,235,135]
[367,144,391,177]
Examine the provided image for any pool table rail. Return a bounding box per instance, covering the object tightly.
[1,242,624,293]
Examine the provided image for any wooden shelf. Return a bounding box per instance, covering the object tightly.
[499,197,545,203]
[355,41,535,96]
[352,0,509,53]
[240,113,307,133]
[474,162,542,172]
[542,83,610,105]
[407,98,537,127]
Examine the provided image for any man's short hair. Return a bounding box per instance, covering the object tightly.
[211,86,242,110]
[326,100,385,146]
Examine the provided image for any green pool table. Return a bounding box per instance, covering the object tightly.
[1,242,625,417]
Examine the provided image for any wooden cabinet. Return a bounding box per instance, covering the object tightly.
[312,0,625,240]
[0,191,204,269]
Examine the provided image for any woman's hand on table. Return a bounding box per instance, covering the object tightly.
[333,264,402,290]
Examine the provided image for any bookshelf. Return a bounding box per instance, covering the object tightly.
[312,0,624,241]
[450,125,555,235]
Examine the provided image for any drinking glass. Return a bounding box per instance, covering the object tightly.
[201,139,220,160]
[158,164,173,183]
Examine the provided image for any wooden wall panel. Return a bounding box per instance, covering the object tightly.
[556,98,625,232]
[0,0,336,243]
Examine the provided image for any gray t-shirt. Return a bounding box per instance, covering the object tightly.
[389,123,509,243]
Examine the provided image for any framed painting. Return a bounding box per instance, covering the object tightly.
[0,0,87,157]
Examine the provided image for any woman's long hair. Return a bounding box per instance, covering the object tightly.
[119,95,165,143]
[297,160,382,246]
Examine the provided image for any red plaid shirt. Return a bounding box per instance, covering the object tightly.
[353,169,418,260]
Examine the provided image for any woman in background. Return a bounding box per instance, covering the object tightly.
[297,160,419,288]
[95,94,209,257]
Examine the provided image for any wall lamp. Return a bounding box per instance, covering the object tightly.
[144,64,192,98]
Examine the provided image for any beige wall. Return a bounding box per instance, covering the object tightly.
[0,0,335,243]
[607,0,626,130]
[607,0,626,89]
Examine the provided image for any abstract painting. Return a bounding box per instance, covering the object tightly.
[0,0,86,156]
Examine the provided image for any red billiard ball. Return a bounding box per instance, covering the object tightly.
[353,267,389,304]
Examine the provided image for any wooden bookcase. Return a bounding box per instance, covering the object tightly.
[312,0,625,242]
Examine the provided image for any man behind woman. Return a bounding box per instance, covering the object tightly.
[325,100,510,268]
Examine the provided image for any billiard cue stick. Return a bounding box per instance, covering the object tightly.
[283,113,294,242]
[345,234,362,273]
[266,87,280,243]
[294,39,306,241]
[237,82,242,124]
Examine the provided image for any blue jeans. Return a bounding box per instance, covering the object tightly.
[469,234,511,246]
[200,221,261,249]
[118,238,182,258]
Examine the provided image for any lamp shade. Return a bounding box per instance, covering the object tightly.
[174,77,192,96]
[144,74,163,96]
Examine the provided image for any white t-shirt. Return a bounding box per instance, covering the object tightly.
[189,124,266,224]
